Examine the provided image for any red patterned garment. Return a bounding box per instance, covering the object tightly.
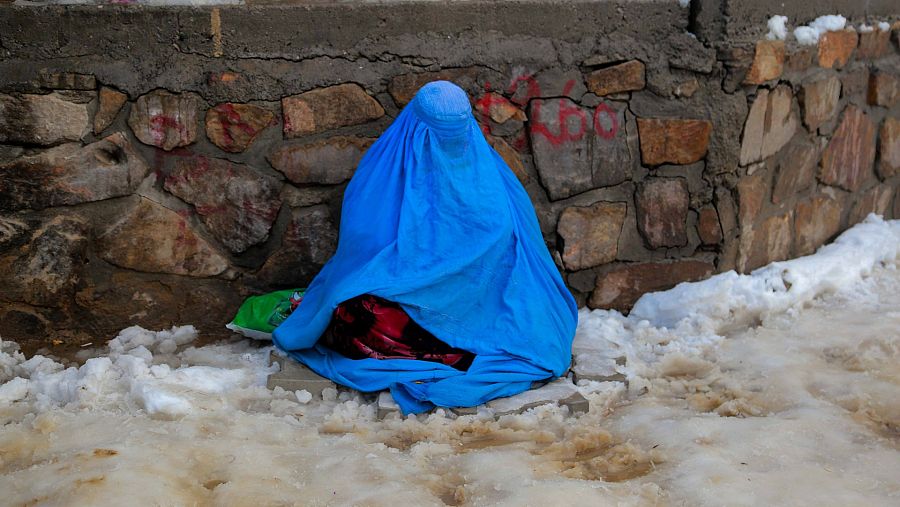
[322,294,474,371]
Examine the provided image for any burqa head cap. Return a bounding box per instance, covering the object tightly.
[412,81,473,136]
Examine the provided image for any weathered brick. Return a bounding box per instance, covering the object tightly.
[269,136,375,185]
[772,140,818,205]
[588,259,714,311]
[878,116,900,179]
[0,92,90,145]
[637,118,711,166]
[743,40,785,85]
[697,206,722,245]
[819,106,877,192]
[557,201,626,270]
[282,84,384,138]
[93,86,128,134]
[817,30,858,69]
[0,133,148,211]
[98,197,229,277]
[635,178,689,248]
[128,90,201,151]
[586,60,646,96]
[794,196,842,256]
[738,212,792,273]
[799,76,841,131]
[867,72,900,108]
[205,103,276,153]
[739,86,798,166]
[164,156,282,253]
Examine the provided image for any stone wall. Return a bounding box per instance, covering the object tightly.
[1,2,898,355]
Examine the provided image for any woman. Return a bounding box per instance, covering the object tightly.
[272,81,577,414]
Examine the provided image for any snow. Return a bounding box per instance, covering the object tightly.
[793,14,848,45]
[766,15,788,40]
[1,217,899,505]
[677,0,690,8]
[878,21,891,32]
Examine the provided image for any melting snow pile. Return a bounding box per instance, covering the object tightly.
[1,216,899,506]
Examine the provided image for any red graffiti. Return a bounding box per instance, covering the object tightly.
[148,114,188,146]
[212,104,264,149]
[474,72,620,149]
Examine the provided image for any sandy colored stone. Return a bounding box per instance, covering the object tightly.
[0,133,148,211]
[557,201,626,271]
[743,40,785,85]
[282,84,384,138]
[857,29,891,60]
[589,259,714,311]
[739,85,798,166]
[697,206,722,245]
[800,76,841,131]
[98,197,229,277]
[867,72,899,108]
[93,86,128,134]
[128,90,201,151]
[784,46,815,74]
[849,185,893,224]
[205,103,275,153]
[0,92,89,145]
[637,118,711,166]
[480,93,526,124]
[586,60,646,96]
[817,30,858,69]
[164,156,283,253]
[738,212,792,273]
[819,106,877,192]
[772,140,818,205]
[878,116,900,179]
[635,178,689,248]
[736,170,768,226]
[794,196,842,256]
[269,136,375,185]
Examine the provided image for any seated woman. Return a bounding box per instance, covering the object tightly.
[272,81,577,414]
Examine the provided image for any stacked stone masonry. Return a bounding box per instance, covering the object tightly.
[0,4,899,354]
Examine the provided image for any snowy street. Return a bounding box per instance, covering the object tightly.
[1,217,899,506]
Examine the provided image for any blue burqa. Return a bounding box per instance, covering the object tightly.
[272,81,577,414]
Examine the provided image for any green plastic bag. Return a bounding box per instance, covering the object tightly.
[226,288,305,340]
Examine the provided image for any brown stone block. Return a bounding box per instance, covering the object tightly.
[772,140,818,205]
[878,116,900,179]
[743,40,785,85]
[784,46,815,74]
[697,206,723,245]
[857,29,891,60]
[282,84,384,138]
[0,92,90,146]
[849,185,893,224]
[205,103,276,153]
[97,197,229,277]
[739,85,798,166]
[867,72,900,108]
[736,171,769,226]
[557,201,626,271]
[637,118,712,166]
[269,136,375,185]
[487,135,529,185]
[586,60,646,96]
[588,259,715,311]
[255,205,338,287]
[93,86,128,134]
[0,133,148,211]
[128,90,201,151]
[841,66,871,100]
[794,196,842,256]
[480,93,526,124]
[635,178,690,248]
[819,106,877,192]
[799,75,841,131]
[164,156,283,253]
[738,212,792,273]
[817,30,858,69]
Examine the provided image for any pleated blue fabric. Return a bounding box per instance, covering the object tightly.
[272,81,577,414]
